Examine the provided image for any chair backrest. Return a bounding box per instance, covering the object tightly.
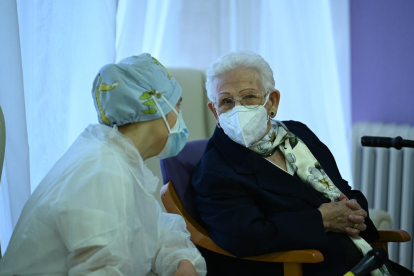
[159,139,209,224]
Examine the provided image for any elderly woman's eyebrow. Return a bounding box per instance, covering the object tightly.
[218,88,257,97]
[218,91,232,96]
[238,88,257,93]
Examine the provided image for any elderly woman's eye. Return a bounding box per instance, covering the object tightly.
[222,98,234,105]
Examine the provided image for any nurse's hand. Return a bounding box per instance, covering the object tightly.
[174,259,198,276]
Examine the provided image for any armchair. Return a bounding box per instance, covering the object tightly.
[159,139,411,276]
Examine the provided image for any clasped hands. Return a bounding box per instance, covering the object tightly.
[318,193,367,238]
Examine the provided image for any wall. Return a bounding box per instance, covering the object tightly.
[351,0,414,126]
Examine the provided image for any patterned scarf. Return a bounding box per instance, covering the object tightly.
[248,119,282,155]
[249,120,389,276]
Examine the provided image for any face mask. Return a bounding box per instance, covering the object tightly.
[218,94,270,147]
[157,110,189,159]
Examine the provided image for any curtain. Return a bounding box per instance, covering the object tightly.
[0,0,32,252]
[0,0,350,253]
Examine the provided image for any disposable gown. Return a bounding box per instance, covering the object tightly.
[0,124,206,276]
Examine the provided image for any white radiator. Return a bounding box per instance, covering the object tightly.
[352,122,414,271]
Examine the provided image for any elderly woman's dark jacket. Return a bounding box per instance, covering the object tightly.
[191,120,379,276]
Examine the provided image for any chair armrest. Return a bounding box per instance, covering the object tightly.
[377,230,411,242]
[193,232,323,263]
[243,249,324,264]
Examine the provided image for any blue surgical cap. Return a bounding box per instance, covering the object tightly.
[92,53,182,126]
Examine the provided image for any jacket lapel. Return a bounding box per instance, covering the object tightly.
[212,126,256,175]
[253,153,323,207]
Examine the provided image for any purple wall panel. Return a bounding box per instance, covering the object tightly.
[351,0,414,126]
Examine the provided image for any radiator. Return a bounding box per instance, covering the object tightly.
[352,122,414,270]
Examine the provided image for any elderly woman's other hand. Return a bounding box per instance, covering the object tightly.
[318,198,367,238]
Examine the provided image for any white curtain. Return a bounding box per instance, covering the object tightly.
[0,0,350,253]
[0,0,32,252]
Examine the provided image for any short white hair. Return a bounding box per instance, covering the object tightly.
[205,51,275,102]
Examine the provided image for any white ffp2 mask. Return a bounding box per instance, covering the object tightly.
[218,103,269,147]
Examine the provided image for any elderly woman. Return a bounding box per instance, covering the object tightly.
[191,52,412,276]
[0,54,206,276]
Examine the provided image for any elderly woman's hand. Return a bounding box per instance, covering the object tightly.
[342,196,368,238]
[318,198,367,237]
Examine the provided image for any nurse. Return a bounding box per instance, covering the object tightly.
[0,54,206,276]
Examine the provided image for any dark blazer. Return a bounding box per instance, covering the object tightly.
[191,120,379,276]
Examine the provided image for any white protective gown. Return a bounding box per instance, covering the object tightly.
[0,124,206,276]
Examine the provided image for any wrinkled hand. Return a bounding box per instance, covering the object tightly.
[318,194,367,238]
[340,194,368,238]
[174,259,198,276]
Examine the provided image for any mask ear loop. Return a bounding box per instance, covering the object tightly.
[262,91,271,121]
[159,94,179,116]
[263,91,271,106]
[150,91,171,133]
[149,90,180,133]
[211,102,222,128]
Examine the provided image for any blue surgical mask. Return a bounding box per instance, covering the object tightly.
[157,110,189,159]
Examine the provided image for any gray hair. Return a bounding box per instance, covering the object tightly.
[205,51,275,102]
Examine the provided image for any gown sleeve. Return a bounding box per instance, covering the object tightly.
[151,211,207,276]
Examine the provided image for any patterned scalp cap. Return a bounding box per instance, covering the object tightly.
[92,53,182,126]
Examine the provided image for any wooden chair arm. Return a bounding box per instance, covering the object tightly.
[193,230,323,263]
[371,230,411,252]
[243,249,323,263]
[197,240,323,276]
[377,230,411,242]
